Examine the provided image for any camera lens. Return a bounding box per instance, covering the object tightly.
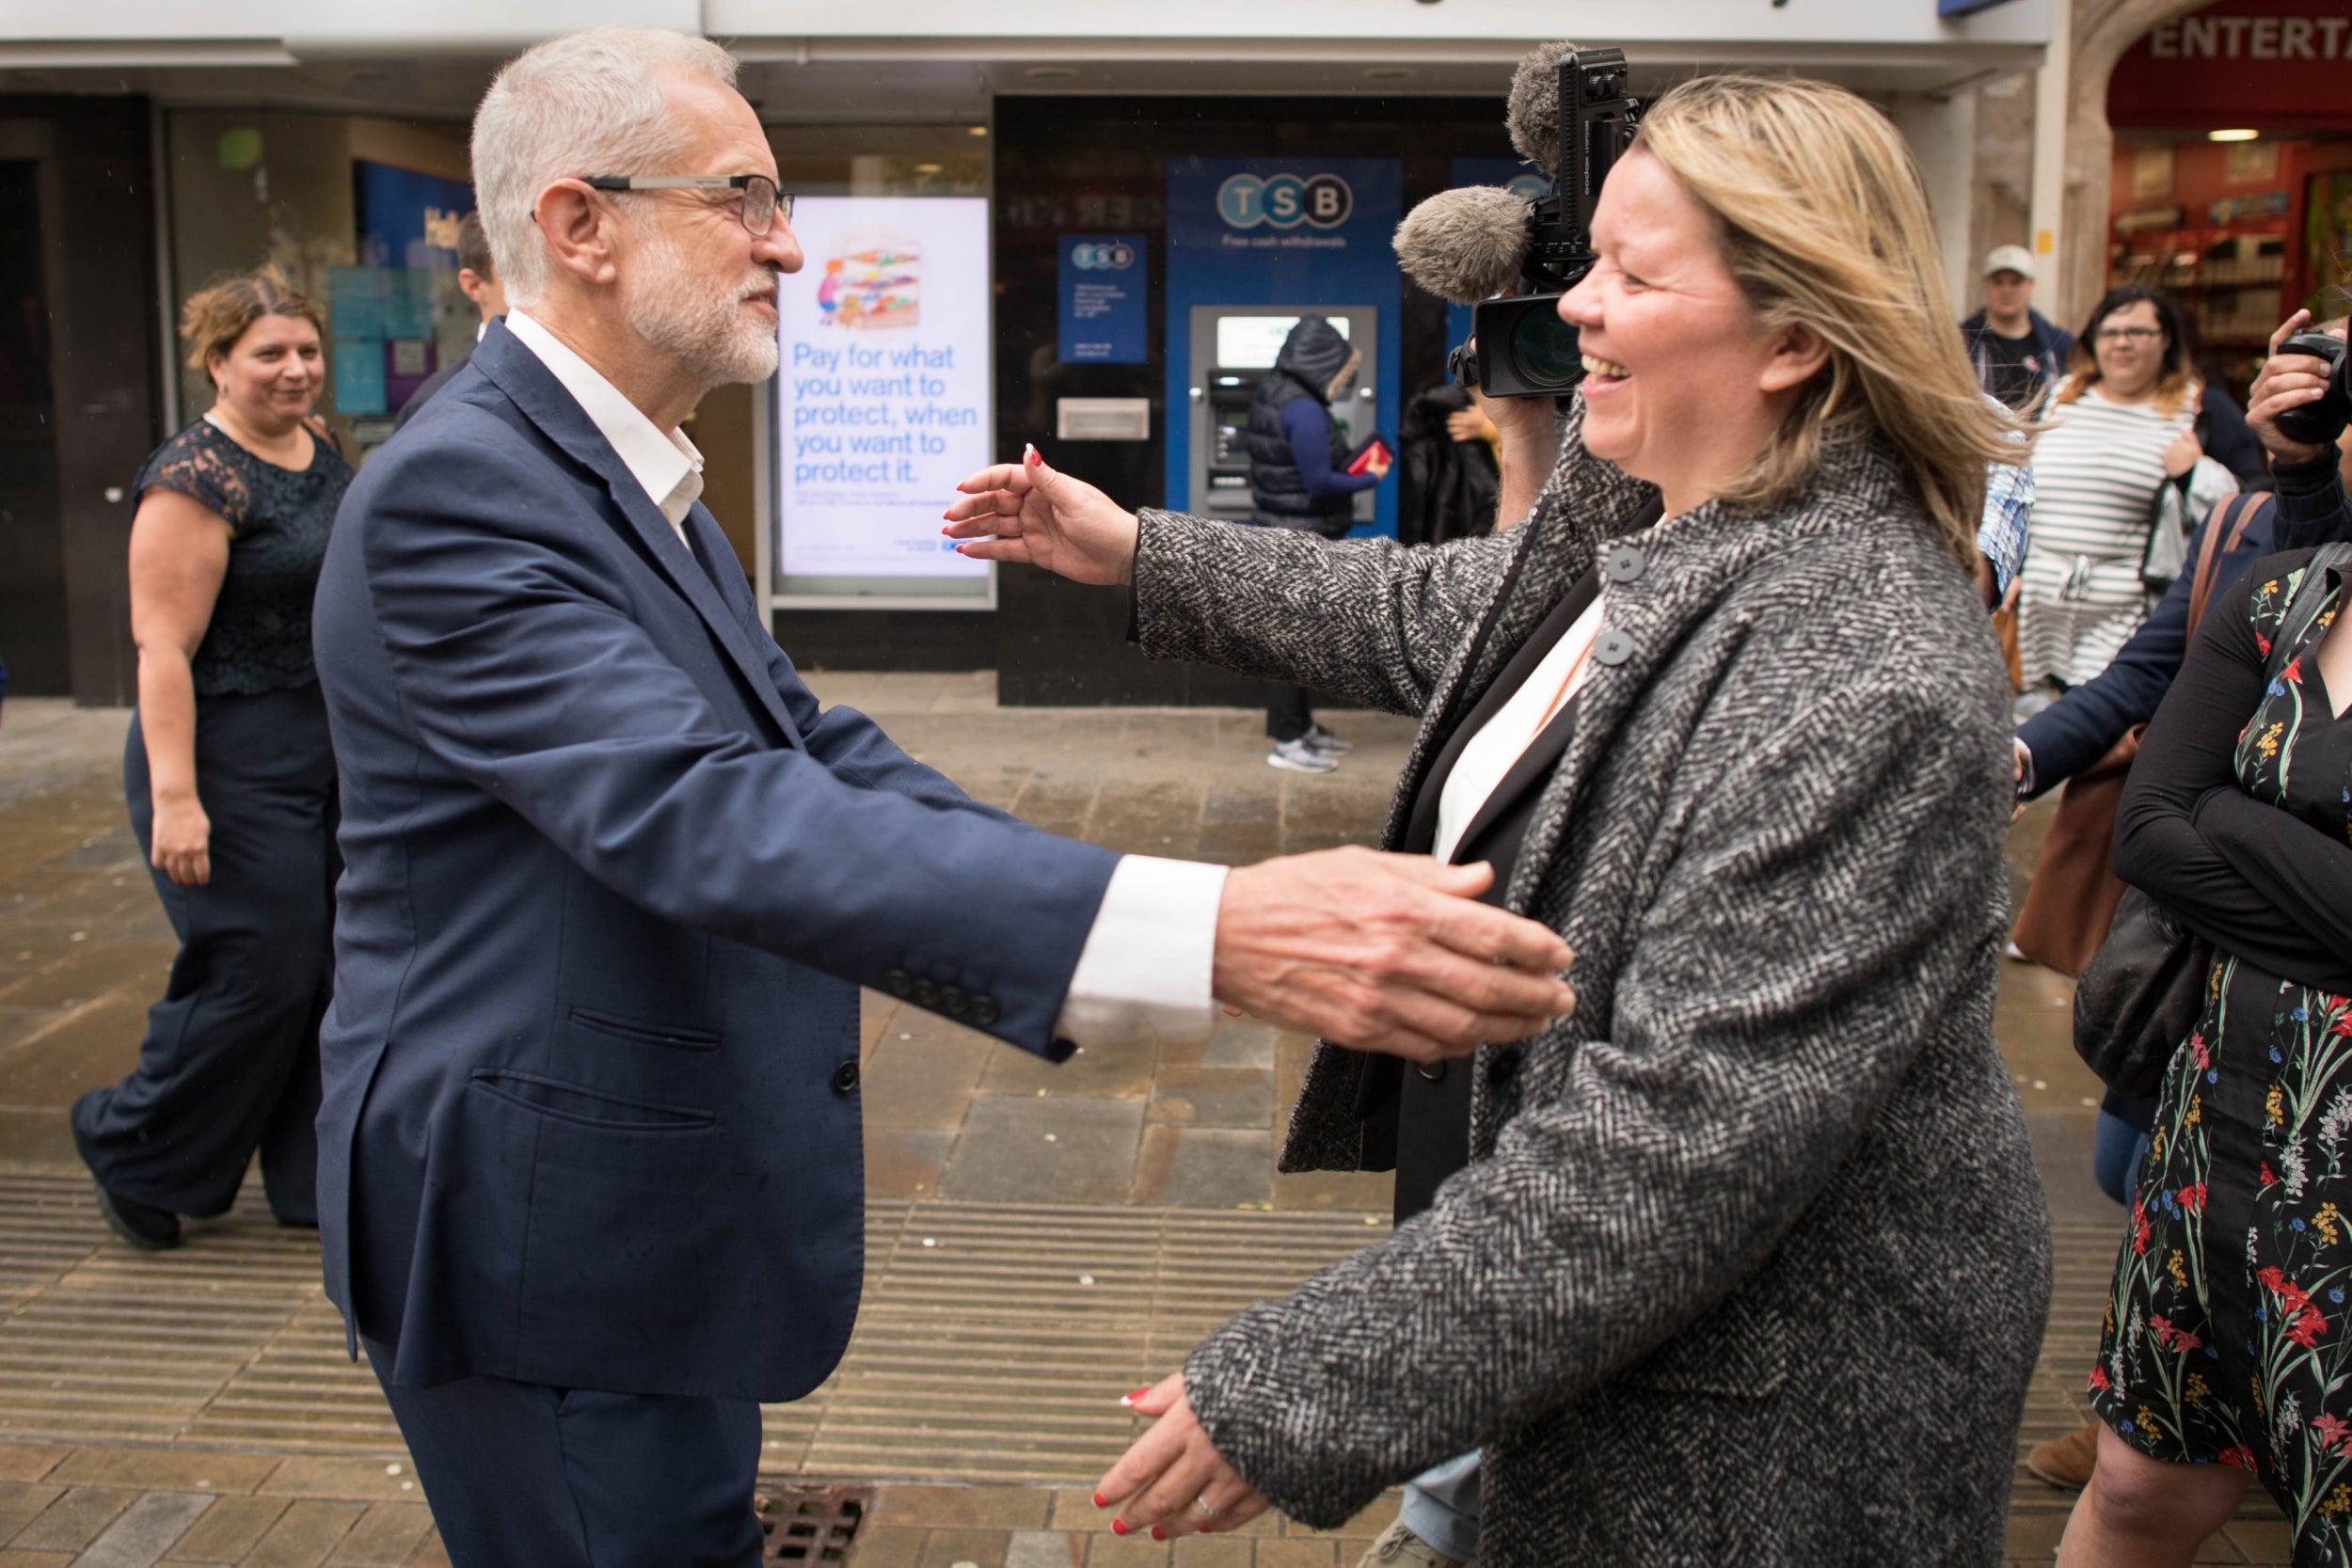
[1511,309,1584,391]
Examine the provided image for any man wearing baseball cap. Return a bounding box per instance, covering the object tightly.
[1962,243,2074,412]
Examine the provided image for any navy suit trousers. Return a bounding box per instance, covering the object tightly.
[365,1338,765,1568]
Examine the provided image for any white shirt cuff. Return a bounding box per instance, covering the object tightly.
[1051,855,1227,1048]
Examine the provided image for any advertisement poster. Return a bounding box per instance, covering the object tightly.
[1058,234,1147,363]
[775,196,992,583]
[339,161,476,418]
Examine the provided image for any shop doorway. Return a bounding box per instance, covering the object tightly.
[0,157,63,694]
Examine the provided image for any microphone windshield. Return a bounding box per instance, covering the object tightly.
[1506,40,1578,170]
[1393,186,1532,307]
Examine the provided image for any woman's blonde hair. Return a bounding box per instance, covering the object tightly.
[179,265,324,382]
[1632,74,2026,562]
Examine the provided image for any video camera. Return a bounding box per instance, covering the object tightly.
[1425,48,1640,399]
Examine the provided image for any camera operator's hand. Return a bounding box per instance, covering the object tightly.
[1446,406,1499,446]
[1480,381,1562,529]
[944,446,1140,585]
[2160,427,2203,480]
[2250,309,2339,467]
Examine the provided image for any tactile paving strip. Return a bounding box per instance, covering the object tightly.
[0,1171,1392,1481]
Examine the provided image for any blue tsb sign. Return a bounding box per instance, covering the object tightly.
[1938,0,2019,15]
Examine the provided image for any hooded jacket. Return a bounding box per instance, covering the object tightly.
[1246,316,1366,531]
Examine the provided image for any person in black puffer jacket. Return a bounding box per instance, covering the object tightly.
[1246,315,1389,771]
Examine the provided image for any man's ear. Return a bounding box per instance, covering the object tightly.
[533,180,621,290]
[456,267,489,306]
[1759,322,1831,396]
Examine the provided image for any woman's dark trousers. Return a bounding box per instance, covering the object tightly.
[72,687,338,1224]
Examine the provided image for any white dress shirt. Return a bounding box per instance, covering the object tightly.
[1432,589,1608,865]
[501,309,1228,1046]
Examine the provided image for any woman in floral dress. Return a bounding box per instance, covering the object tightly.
[2066,546,2352,1566]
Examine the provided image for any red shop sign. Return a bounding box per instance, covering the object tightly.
[2110,0,2352,131]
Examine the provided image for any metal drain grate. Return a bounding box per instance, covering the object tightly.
[757,1482,871,1562]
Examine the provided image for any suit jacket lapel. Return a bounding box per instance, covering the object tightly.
[470,325,803,746]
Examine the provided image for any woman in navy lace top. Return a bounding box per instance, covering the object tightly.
[72,267,352,1250]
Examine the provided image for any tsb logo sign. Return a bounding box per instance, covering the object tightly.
[1216,172,1354,230]
[1068,241,1137,270]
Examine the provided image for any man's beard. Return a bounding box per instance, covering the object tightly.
[625,227,778,387]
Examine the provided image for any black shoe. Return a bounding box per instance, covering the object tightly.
[91,1181,180,1250]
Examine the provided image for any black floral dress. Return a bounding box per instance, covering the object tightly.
[2092,548,2352,1561]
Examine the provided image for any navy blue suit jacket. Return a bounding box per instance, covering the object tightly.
[2017,452,2352,793]
[311,322,1119,1399]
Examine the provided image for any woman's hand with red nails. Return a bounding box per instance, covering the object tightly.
[1094,1370,1271,1540]
[941,444,1141,585]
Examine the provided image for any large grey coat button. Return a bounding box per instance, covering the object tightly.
[1604,544,1645,582]
[1593,629,1635,666]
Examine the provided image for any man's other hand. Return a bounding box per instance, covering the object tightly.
[1213,846,1576,1061]
[2250,309,2341,467]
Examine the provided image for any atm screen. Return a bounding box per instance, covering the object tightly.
[1214,314,1349,370]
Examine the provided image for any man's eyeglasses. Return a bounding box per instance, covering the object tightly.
[2093,325,2165,344]
[580,173,790,235]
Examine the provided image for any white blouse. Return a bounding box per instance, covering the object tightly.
[1431,589,1610,865]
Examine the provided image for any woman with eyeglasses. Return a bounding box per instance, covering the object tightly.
[2014,285,2239,705]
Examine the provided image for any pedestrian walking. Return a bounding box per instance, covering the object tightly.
[949,72,2051,1565]
[73,266,350,1248]
[2015,285,2237,701]
[1245,315,1387,773]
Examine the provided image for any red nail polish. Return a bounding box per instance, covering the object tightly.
[1092,1492,1108,1509]
[1110,1518,1130,1536]
[1150,1526,1167,1542]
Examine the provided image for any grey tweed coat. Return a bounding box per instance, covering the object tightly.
[1134,401,2054,1566]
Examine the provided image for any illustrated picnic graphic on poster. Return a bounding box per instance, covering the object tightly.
[777,197,990,580]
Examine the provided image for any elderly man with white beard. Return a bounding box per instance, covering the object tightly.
[308,27,1580,1567]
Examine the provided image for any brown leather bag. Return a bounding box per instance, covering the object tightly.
[2009,491,2267,975]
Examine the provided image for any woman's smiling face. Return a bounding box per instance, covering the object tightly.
[1558,149,1819,516]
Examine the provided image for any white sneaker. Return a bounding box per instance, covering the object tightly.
[1302,723,1354,755]
[1268,737,1339,773]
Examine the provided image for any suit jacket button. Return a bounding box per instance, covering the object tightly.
[941,985,969,1016]
[1415,1059,1448,1083]
[884,969,914,999]
[971,996,999,1025]
[1593,630,1635,666]
[1604,544,1645,582]
[913,977,939,1006]
[833,1059,860,1094]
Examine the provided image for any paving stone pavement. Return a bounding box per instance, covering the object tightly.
[0,680,2290,1564]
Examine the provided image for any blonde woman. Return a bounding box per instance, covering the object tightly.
[72,269,349,1250]
[2016,284,2238,696]
[946,72,2051,1565]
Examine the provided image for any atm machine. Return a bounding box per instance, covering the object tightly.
[1186,304,1380,527]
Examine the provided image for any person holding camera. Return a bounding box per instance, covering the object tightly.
[946,73,2047,1564]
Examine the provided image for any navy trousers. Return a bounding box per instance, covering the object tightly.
[364,1338,766,1568]
[72,688,336,1222]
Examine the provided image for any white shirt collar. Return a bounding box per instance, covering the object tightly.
[504,309,705,539]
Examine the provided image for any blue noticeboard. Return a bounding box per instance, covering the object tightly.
[1059,234,1147,363]
[1165,157,1403,537]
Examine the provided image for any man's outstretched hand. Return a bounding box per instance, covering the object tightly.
[1216,847,1575,1061]
[944,445,1140,585]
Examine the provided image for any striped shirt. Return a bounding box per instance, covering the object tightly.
[2017,387,2232,688]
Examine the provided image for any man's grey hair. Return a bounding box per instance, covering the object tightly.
[471,27,739,307]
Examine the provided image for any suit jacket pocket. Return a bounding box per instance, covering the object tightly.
[568,1006,723,1052]
[468,1069,714,1131]
[1613,1288,1788,1401]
